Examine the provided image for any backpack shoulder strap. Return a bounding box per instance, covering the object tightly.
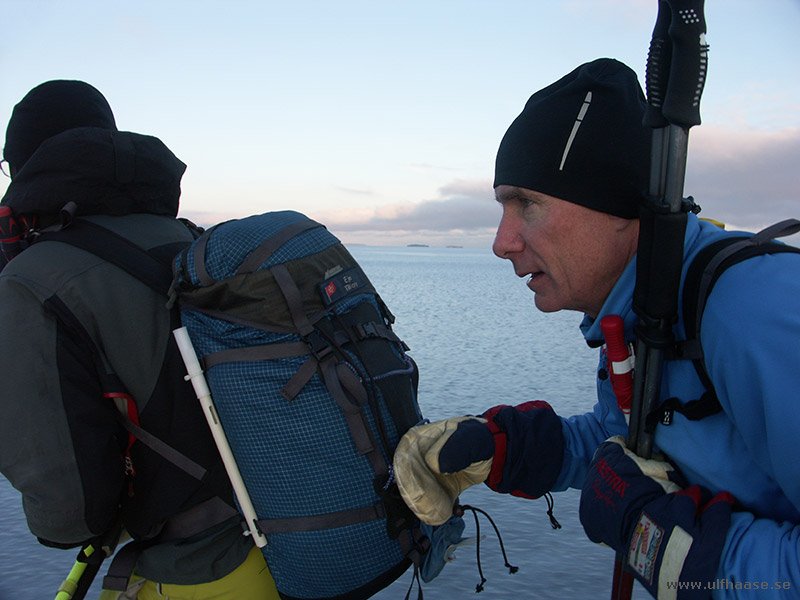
[33,218,237,592]
[682,219,800,354]
[34,218,215,475]
[662,219,800,426]
[34,218,197,297]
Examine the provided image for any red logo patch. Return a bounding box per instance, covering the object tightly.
[325,281,337,298]
[596,457,628,498]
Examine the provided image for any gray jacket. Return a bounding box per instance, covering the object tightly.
[0,127,250,583]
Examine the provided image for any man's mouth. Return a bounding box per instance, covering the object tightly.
[527,271,544,287]
[528,271,543,281]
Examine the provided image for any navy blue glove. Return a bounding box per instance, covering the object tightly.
[580,437,734,599]
[441,401,564,499]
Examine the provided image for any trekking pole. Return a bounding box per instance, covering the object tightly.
[611,1,709,599]
[54,548,95,600]
[173,327,268,548]
[54,521,123,600]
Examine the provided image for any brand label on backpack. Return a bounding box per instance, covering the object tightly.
[319,266,368,306]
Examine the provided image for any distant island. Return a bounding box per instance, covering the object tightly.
[406,244,429,247]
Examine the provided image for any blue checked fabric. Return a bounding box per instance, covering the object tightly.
[178,212,410,597]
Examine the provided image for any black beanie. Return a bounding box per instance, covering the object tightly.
[494,58,650,219]
[3,80,117,174]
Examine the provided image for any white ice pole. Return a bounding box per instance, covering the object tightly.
[172,326,268,548]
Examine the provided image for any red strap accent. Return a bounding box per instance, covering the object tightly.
[675,484,703,512]
[515,400,554,412]
[482,404,509,420]
[104,391,139,476]
[482,401,553,497]
[510,489,536,499]
[483,405,509,490]
[703,490,735,512]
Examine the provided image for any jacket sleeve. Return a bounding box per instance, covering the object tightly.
[550,351,631,492]
[481,361,630,497]
[0,269,123,545]
[699,252,800,596]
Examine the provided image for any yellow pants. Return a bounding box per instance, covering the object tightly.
[98,546,279,600]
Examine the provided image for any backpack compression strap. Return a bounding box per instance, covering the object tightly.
[647,219,800,431]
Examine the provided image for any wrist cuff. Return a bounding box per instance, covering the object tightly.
[483,401,564,498]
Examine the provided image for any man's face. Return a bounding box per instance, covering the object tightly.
[492,185,638,318]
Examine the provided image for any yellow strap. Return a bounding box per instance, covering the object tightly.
[699,217,726,229]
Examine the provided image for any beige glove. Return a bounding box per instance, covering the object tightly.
[394,416,493,526]
[603,436,682,494]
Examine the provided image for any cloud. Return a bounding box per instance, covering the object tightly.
[178,180,502,247]
[686,126,800,231]
[178,126,799,246]
[326,125,800,240]
[312,178,498,233]
[335,186,375,196]
[316,124,800,242]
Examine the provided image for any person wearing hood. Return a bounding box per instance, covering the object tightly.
[394,59,800,599]
[0,80,278,599]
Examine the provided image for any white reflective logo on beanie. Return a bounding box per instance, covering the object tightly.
[559,91,592,171]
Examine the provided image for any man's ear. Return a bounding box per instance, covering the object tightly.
[612,215,640,264]
[607,214,638,233]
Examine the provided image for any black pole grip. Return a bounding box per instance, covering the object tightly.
[662,0,708,128]
[644,0,672,129]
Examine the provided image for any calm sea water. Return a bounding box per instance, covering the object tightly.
[0,245,648,599]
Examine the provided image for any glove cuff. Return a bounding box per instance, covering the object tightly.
[483,401,564,499]
[627,487,734,599]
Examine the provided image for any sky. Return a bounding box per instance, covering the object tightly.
[1,0,798,247]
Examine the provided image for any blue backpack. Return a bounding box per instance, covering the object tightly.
[172,211,430,599]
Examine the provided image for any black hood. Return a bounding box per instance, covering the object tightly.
[1,126,186,218]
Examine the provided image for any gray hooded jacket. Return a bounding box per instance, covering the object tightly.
[0,127,250,584]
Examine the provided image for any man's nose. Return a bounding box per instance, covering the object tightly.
[492,210,524,259]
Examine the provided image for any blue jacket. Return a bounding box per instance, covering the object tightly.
[553,215,800,597]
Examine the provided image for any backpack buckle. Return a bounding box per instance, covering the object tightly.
[305,330,334,361]
[356,322,379,339]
